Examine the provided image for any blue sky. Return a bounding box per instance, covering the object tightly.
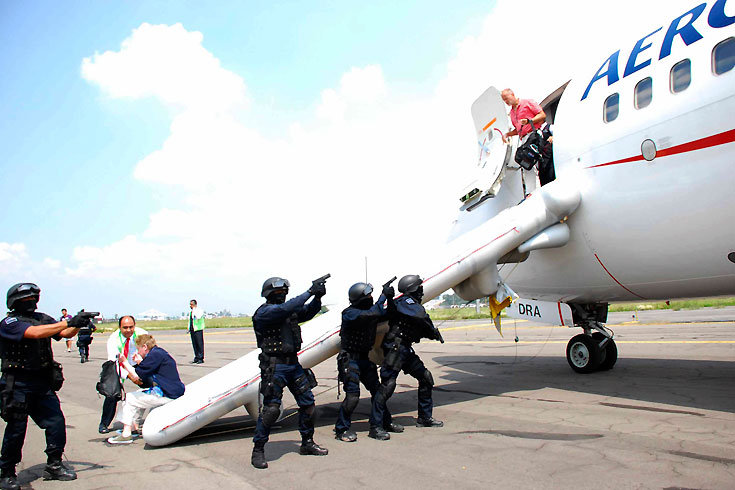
[0,0,677,318]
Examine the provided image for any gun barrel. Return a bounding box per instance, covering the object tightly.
[382,276,397,288]
[313,273,331,283]
[82,311,100,318]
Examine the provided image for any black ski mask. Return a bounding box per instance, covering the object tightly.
[268,290,288,304]
[355,296,374,310]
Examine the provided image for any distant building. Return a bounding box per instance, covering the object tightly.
[137,309,167,321]
[424,299,443,310]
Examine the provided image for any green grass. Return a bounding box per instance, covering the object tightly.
[94,297,735,332]
[96,316,253,333]
[608,297,735,312]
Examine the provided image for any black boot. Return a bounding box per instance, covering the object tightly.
[416,417,444,427]
[334,428,357,442]
[299,438,328,456]
[0,469,19,490]
[384,422,404,433]
[368,426,390,440]
[251,444,268,469]
[43,459,77,481]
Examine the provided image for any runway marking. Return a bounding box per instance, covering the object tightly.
[443,340,735,344]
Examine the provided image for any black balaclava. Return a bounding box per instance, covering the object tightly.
[14,296,39,313]
[411,286,424,303]
[355,296,374,310]
[268,290,288,305]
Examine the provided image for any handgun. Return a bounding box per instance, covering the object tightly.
[382,276,397,288]
[312,273,331,286]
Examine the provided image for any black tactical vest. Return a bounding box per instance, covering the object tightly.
[340,308,378,353]
[0,312,55,372]
[253,304,302,355]
[388,316,422,344]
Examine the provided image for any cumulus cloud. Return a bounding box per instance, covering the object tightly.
[71,0,698,314]
[81,23,247,112]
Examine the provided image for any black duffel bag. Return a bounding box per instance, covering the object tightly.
[96,360,124,401]
[514,120,544,171]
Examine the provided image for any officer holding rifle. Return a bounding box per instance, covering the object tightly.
[250,274,330,470]
[0,283,97,489]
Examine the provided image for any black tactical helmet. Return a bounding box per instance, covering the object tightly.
[261,277,290,298]
[6,282,41,310]
[348,282,374,304]
[397,275,423,294]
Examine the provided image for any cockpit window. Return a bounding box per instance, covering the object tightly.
[670,59,691,93]
[603,93,619,123]
[634,77,652,109]
[713,37,735,75]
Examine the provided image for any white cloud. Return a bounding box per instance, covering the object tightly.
[0,243,28,264]
[70,0,697,314]
[81,23,247,112]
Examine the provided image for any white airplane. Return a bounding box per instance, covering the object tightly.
[142,0,735,446]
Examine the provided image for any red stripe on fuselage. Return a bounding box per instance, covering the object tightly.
[586,128,735,169]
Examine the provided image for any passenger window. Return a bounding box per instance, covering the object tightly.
[634,77,652,109]
[603,93,619,123]
[670,59,691,93]
[713,37,735,75]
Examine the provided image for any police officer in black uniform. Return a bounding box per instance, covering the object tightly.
[76,313,96,363]
[251,276,329,470]
[0,283,89,489]
[372,274,444,431]
[334,281,404,442]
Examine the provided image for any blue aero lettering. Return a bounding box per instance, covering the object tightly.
[581,0,734,101]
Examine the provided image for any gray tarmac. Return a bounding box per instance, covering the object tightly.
[4,307,735,489]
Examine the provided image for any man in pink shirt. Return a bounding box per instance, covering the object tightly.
[501,88,546,143]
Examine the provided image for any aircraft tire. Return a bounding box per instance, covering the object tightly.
[566,334,600,374]
[592,333,618,371]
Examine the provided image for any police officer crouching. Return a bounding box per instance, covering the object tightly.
[334,281,403,442]
[372,275,444,431]
[251,276,329,470]
[0,284,90,489]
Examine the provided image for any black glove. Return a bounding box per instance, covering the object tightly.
[309,283,326,298]
[67,313,89,329]
[382,285,395,299]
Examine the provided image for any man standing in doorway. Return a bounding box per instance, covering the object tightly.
[501,88,546,145]
[188,300,205,364]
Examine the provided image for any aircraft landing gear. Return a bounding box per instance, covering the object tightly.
[567,303,617,373]
[565,330,617,373]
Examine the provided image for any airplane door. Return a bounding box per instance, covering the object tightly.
[467,86,512,198]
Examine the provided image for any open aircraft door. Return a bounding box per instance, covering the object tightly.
[459,87,513,205]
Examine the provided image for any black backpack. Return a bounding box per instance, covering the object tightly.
[96,360,124,401]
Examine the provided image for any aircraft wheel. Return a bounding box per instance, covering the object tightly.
[566,334,600,374]
[593,334,617,371]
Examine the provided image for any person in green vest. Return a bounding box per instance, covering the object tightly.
[188,299,205,364]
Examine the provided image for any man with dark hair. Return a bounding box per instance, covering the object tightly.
[188,299,205,364]
[98,315,148,434]
[0,283,89,489]
[372,275,444,432]
[250,276,328,469]
[60,309,72,352]
[334,281,403,442]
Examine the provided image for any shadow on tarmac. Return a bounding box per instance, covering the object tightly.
[149,354,734,449]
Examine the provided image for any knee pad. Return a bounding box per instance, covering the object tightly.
[261,403,280,427]
[380,377,397,399]
[343,393,359,415]
[420,369,434,388]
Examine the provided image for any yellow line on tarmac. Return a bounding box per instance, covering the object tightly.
[443,340,735,345]
[164,340,257,345]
